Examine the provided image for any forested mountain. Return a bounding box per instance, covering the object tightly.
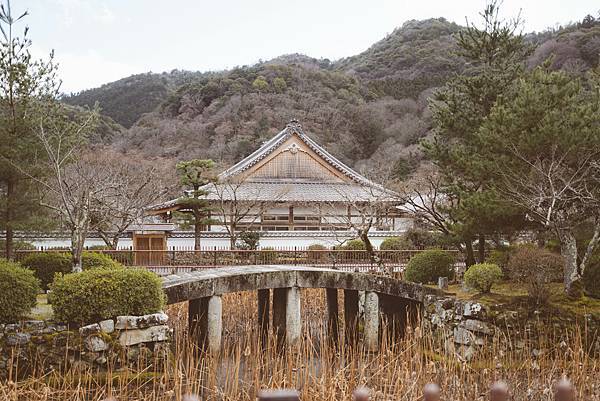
[63,17,600,178]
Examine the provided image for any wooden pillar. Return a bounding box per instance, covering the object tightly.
[363,291,379,351]
[257,289,270,348]
[344,289,359,345]
[272,288,287,348]
[326,288,339,347]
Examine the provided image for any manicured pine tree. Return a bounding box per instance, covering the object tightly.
[175,159,216,250]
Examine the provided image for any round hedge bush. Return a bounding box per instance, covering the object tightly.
[21,252,123,290]
[81,252,122,270]
[21,252,71,290]
[49,268,165,324]
[380,236,412,250]
[0,260,40,323]
[404,249,454,284]
[464,263,502,293]
[342,239,366,250]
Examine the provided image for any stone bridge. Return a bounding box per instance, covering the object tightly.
[162,265,442,352]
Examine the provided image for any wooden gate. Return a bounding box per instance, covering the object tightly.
[133,234,166,266]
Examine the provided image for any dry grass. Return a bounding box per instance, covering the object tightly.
[2,289,600,401]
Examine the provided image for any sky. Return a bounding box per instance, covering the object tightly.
[13,0,600,93]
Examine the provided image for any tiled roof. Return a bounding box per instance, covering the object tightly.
[220,120,377,186]
[148,181,397,212]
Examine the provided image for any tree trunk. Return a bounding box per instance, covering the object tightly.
[359,229,376,264]
[477,234,485,263]
[194,221,202,251]
[71,228,85,273]
[464,237,476,267]
[229,222,237,250]
[560,229,582,298]
[4,179,14,260]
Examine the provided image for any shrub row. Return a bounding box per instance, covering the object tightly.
[21,252,121,289]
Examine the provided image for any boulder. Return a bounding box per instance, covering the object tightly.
[84,335,110,352]
[115,313,168,330]
[460,319,494,335]
[453,327,475,345]
[99,320,115,334]
[5,333,31,346]
[79,323,101,337]
[118,325,171,346]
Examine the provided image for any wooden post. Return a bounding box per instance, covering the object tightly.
[423,384,441,401]
[555,379,574,401]
[490,382,509,401]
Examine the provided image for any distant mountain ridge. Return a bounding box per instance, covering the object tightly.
[61,17,600,177]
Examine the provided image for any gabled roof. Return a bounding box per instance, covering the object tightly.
[220,119,376,186]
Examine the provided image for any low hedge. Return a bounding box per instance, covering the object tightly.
[21,251,123,290]
[0,260,40,323]
[464,263,502,293]
[380,236,411,250]
[49,268,165,324]
[404,249,454,284]
[21,252,72,290]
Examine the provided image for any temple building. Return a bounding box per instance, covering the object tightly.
[145,120,412,249]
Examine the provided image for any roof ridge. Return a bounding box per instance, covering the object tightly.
[218,120,381,187]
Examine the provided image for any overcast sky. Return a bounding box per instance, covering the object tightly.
[14,0,600,93]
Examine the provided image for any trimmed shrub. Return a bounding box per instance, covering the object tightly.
[380,236,411,250]
[49,268,165,324]
[0,260,40,323]
[583,255,600,299]
[308,244,327,261]
[508,246,564,304]
[81,252,122,270]
[405,228,448,249]
[464,263,503,293]
[21,252,72,290]
[22,252,123,289]
[404,249,454,284]
[486,247,513,276]
[342,239,366,250]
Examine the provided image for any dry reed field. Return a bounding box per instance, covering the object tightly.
[1,289,599,401]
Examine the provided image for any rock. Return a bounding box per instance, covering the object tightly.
[79,323,101,337]
[99,320,115,334]
[21,320,45,331]
[5,333,31,346]
[453,327,475,345]
[84,335,110,352]
[115,313,168,330]
[462,302,484,318]
[4,324,19,332]
[460,319,494,335]
[118,325,171,346]
[438,277,449,290]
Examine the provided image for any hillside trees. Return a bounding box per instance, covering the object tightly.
[479,67,600,297]
[0,1,60,259]
[420,1,531,265]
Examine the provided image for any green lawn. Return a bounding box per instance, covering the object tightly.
[441,281,600,320]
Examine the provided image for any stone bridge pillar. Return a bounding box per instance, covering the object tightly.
[363,291,379,351]
[344,289,359,345]
[272,287,301,348]
[189,295,222,353]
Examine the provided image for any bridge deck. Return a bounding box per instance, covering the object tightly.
[162,265,442,305]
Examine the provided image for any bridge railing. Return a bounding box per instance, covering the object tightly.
[14,248,465,275]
